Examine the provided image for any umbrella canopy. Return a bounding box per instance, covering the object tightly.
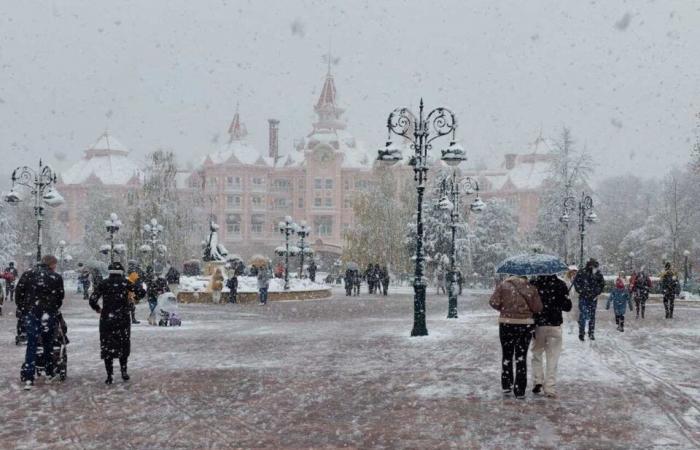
[249,254,268,268]
[496,253,568,276]
[346,262,359,271]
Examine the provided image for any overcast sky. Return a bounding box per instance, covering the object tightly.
[0,0,698,185]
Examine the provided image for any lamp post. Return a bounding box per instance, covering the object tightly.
[296,221,310,279]
[4,160,64,261]
[683,250,690,290]
[278,216,297,290]
[56,240,72,273]
[139,218,166,274]
[561,191,597,268]
[437,171,485,319]
[377,99,465,336]
[103,213,123,263]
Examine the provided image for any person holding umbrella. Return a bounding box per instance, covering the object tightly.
[492,253,566,399]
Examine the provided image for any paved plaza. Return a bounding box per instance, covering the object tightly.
[1,289,699,449]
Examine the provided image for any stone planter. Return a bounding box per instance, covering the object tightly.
[177,288,332,304]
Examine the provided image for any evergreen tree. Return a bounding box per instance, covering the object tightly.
[472,199,522,275]
[0,205,19,265]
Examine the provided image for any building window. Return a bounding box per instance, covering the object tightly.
[274,198,288,209]
[314,197,322,207]
[314,216,333,236]
[226,214,241,234]
[227,195,241,208]
[314,178,323,189]
[227,176,241,189]
[272,179,290,191]
[207,176,218,191]
[251,214,264,234]
[325,179,334,189]
[252,177,264,186]
[355,179,369,190]
[324,198,333,208]
[252,196,263,208]
[298,198,304,208]
[344,179,349,190]
[298,179,305,189]
[344,198,351,209]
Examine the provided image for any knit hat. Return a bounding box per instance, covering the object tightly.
[108,262,124,275]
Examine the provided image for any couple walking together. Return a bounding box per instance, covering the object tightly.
[489,273,572,399]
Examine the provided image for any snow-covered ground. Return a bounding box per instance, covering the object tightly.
[179,275,328,293]
[1,292,699,449]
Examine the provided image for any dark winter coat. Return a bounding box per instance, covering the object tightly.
[15,264,65,317]
[89,274,145,359]
[226,276,238,292]
[147,276,169,301]
[660,270,679,297]
[530,275,572,326]
[573,268,605,301]
[165,266,180,284]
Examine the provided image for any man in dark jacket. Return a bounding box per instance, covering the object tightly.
[90,262,145,384]
[308,260,317,283]
[17,255,65,390]
[660,262,679,319]
[573,258,605,341]
[77,263,91,299]
[381,266,390,296]
[530,275,572,398]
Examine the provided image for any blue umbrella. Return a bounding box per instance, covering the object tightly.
[496,253,568,276]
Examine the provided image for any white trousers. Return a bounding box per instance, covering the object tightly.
[531,325,563,394]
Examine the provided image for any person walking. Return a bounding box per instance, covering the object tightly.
[126,270,142,324]
[89,262,145,384]
[165,262,180,296]
[308,260,317,283]
[606,277,633,332]
[573,258,605,341]
[489,275,543,399]
[630,269,651,319]
[77,263,91,300]
[564,266,579,335]
[381,266,390,296]
[529,274,572,398]
[17,255,65,390]
[4,261,18,302]
[365,264,375,294]
[436,270,445,295]
[344,268,354,296]
[0,277,5,316]
[257,264,271,305]
[660,262,680,319]
[145,267,168,326]
[211,268,224,304]
[226,271,238,304]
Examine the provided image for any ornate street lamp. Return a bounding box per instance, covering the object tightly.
[278,216,297,290]
[100,212,124,263]
[296,221,311,279]
[56,240,72,272]
[437,171,485,319]
[139,218,166,275]
[561,192,597,267]
[4,160,64,261]
[377,99,462,336]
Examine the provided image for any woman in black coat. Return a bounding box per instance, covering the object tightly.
[89,262,145,384]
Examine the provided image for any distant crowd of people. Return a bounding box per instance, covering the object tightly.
[489,258,683,400]
[343,264,390,296]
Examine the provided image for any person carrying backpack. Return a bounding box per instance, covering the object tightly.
[573,258,605,341]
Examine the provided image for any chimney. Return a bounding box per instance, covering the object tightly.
[268,119,280,162]
[504,153,517,170]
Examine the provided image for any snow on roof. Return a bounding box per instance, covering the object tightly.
[61,132,141,185]
[202,139,274,167]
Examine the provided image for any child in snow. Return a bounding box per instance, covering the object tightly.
[606,278,633,332]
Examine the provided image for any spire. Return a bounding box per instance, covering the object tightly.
[313,56,345,132]
[228,102,248,142]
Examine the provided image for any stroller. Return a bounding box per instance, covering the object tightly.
[22,313,69,382]
[157,292,182,327]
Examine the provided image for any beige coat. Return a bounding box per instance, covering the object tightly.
[489,276,543,324]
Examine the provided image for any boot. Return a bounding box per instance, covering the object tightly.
[120,358,129,381]
[104,359,114,385]
[532,384,543,394]
[131,310,140,324]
